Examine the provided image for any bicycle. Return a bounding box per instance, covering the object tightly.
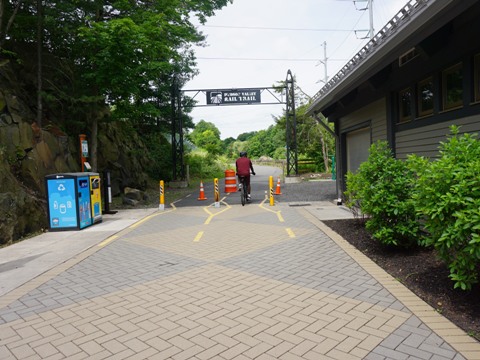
[238,175,249,206]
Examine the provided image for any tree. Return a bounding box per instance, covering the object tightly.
[2,0,232,171]
[190,120,221,142]
[198,129,223,156]
[237,131,256,142]
[275,103,334,171]
[0,0,23,49]
[247,126,284,158]
[271,76,334,171]
[189,120,223,156]
[296,107,334,172]
[222,137,236,158]
[36,0,42,127]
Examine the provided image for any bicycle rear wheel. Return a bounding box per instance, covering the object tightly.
[241,181,246,206]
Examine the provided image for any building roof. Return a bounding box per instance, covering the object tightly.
[306,0,469,117]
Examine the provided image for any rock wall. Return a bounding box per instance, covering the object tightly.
[0,64,153,245]
[97,122,150,196]
[0,87,74,244]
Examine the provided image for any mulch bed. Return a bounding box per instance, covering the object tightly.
[322,218,480,341]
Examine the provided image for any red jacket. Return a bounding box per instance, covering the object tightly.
[236,157,254,176]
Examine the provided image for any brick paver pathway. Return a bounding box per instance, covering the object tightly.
[1,200,479,359]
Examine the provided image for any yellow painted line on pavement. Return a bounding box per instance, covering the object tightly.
[259,199,284,222]
[203,201,232,225]
[129,204,177,229]
[194,231,204,242]
[98,235,118,248]
[285,228,295,238]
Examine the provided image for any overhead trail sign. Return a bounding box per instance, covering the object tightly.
[206,89,261,105]
[182,87,283,107]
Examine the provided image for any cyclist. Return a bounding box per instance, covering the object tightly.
[235,151,255,200]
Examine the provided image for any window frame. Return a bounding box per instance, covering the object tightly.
[398,87,413,123]
[474,54,480,103]
[442,62,463,111]
[417,77,434,117]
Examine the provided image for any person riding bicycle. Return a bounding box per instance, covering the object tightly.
[236,151,255,200]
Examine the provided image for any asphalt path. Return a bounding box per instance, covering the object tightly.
[173,165,284,208]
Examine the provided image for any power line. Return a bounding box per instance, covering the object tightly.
[197,57,349,62]
[199,25,353,32]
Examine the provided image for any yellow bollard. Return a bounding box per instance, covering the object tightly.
[269,176,274,206]
[159,180,165,210]
[214,178,220,208]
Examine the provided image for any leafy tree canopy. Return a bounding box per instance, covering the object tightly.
[2,0,232,131]
[237,131,256,142]
[189,120,222,156]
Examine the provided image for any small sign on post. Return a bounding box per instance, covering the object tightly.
[79,134,89,172]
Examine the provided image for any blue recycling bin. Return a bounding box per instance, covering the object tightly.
[45,173,93,231]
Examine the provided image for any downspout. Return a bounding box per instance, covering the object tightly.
[313,113,342,205]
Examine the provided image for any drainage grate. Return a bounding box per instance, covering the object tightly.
[288,203,311,207]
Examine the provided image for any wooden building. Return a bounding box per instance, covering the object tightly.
[306,0,480,198]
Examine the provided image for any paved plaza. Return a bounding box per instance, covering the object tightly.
[1,176,480,359]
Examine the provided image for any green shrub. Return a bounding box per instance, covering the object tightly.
[186,150,227,180]
[345,141,420,248]
[413,126,480,290]
[344,170,365,221]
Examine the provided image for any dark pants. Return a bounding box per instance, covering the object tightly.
[238,175,251,193]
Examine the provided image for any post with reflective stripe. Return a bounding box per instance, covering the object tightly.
[159,180,165,210]
[214,178,220,208]
[269,176,274,206]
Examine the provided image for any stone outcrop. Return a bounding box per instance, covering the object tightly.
[0,63,154,245]
[96,123,150,197]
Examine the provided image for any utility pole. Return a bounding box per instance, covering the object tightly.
[316,41,328,85]
[354,0,374,39]
[368,0,374,39]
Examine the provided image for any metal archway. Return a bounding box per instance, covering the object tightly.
[170,70,298,181]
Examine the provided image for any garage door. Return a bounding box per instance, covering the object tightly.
[346,127,371,173]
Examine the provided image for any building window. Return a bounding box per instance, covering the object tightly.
[442,63,463,110]
[417,77,434,117]
[398,87,413,123]
[474,54,480,103]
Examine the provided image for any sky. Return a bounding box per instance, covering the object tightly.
[185,0,408,140]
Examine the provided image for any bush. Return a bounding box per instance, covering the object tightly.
[413,126,480,290]
[345,141,420,248]
[186,150,228,180]
[344,170,365,222]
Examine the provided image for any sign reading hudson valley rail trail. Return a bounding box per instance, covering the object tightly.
[206,89,261,105]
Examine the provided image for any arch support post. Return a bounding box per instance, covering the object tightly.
[171,76,185,182]
[285,70,298,177]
